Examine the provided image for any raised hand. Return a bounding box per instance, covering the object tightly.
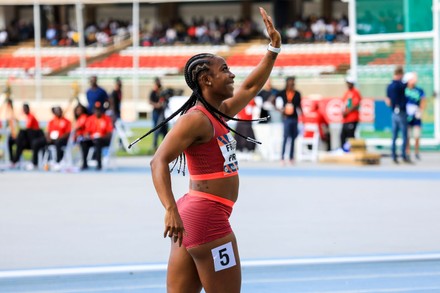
[259,7,281,48]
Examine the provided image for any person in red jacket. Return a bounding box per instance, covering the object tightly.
[80,102,113,170]
[10,103,44,165]
[29,106,71,170]
[340,76,362,149]
[73,103,89,142]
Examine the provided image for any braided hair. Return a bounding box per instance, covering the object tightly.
[129,53,268,174]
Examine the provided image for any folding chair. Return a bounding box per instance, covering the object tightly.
[296,123,320,162]
[0,122,10,168]
[114,119,136,154]
[87,130,118,170]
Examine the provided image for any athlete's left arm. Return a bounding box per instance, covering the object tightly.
[221,7,281,117]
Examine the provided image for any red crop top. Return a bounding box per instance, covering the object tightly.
[184,105,239,180]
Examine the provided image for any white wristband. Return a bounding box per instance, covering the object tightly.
[267,43,281,54]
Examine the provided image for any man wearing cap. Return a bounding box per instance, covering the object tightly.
[340,76,362,149]
[86,75,109,114]
[30,106,71,170]
[80,101,113,170]
[403,72,426,160]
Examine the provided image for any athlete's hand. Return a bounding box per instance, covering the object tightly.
[260,7,281,48]
[164,207,185,247]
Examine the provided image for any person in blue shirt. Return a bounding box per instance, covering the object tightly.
[86,75,109,114]
[386,66,411,164]
[403,72,426,160]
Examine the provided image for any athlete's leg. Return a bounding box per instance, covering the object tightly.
[188,233,241,293]
[167,241,202,293]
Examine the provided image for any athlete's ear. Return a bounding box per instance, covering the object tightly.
[201,74,212,86]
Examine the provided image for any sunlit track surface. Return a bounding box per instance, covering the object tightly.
[2,254,440,293]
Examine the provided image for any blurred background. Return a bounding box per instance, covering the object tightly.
[0,0,438,157]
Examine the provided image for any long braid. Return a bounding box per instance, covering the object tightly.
[128,96,196,148]
[129,52,266,174]
[195,90,261,144]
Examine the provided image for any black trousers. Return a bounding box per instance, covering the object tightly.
[80,137,111,169]
[31,136,68,166]
[340,122,358,148]
[11,129,44,163]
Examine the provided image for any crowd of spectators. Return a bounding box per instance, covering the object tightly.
[45,19,130,47]
[140,17,259,46]
[0,19,34,47]
[39,14,350,48]
[141,15,350,46]
[281,15,350,44]
[0,14,351,49]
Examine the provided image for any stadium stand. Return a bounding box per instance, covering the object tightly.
[67,45,230,77]
[0,47,106,77]
[228,43,350,77]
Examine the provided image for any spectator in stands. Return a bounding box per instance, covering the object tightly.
[403,72,426,160]
[108,77,122,123]
[340,76,362,150]
[276,76,303,165]
[45,24,58,46]
[234,99,257,155]
[0,29,8,47]
[9,103,44,167]
[386,66,410,164]
[17,20,33,41]
[86,75,109,114]
[29,106,71,171]
[73,103,89,143]
[149,77,168,150]
[80,102,113,171]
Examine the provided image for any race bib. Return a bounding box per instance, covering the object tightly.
[211,242,236,272]
[217,133,238,174]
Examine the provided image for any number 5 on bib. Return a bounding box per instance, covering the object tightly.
[211,242,236,272]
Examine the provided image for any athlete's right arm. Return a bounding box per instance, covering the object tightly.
[150,110,212,246]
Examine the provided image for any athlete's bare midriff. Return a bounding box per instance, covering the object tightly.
[189,175,239,203]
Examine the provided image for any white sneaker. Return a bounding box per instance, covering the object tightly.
[25,164,35,171]
[52,163,61,172]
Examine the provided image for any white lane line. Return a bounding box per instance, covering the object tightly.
[320,287,440,293]
[25,284,166,293]
[241,253,440,268]
[1,253,440,279]
[242,271,440,284]
[0,264,167,278]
